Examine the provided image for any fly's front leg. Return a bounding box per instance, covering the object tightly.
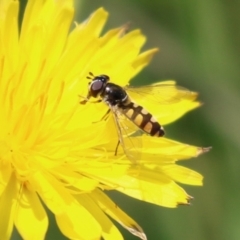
[79,93,90,104]
[79,97,88,104]
[81,99,102,104]
[79,94,102,105]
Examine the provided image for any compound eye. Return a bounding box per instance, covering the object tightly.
[91,80,103,91]
[89,80,104,97]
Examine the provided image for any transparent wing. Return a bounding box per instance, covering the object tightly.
[109,105,142,163]
[126,81,193,104]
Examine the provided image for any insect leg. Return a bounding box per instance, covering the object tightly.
[114,140,120,156]
[101,109,110,121]
[79,95,102,105]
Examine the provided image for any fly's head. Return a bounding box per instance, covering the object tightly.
[80,72,110,104]
[87,72,110,98]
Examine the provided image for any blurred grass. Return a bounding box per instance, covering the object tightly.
[13,0,240,239]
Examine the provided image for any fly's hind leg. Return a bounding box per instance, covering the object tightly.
[91,109,110,124]
[101,109,110,121]
[93,109,110,123]
[114,140,120,156]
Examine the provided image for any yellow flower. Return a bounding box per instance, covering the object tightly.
[0,1,210,240]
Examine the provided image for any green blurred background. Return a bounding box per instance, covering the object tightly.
[13,0,240,239]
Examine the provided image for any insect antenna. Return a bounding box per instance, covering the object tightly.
[87,72,95,79]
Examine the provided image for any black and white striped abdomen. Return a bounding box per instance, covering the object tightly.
[121,102,164,137]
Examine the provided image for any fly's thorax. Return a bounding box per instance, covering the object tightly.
[101,83,128,106]
[121,102,165,137]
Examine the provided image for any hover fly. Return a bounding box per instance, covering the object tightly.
[80,72,165,160]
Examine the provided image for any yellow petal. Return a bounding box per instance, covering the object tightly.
[141,136,202,161]
[132,48,159,77]
[0,154,11,194]
[55,200,101,240]
[41,6,74,74]
[158,99,201,124]
[81,7,109,37]
[1,1,19,70]
[54,8,108,85]
[79,161,130,180]
[161,165,203,186]
[30,172,101,239]
[14,188,48,240]
[102,167,191,207]
[92,189,147,240]
[76,194,124,240]
[0,173,17,240]
[0,0,11,16]
[20,0,73,49]
[51,166,99,192]
[29,171,74,214]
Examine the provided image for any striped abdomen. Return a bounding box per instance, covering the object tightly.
[120,101,164,137]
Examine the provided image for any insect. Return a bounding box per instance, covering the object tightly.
[80,72,165,160]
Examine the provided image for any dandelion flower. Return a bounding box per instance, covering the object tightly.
[0,0,210,239]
